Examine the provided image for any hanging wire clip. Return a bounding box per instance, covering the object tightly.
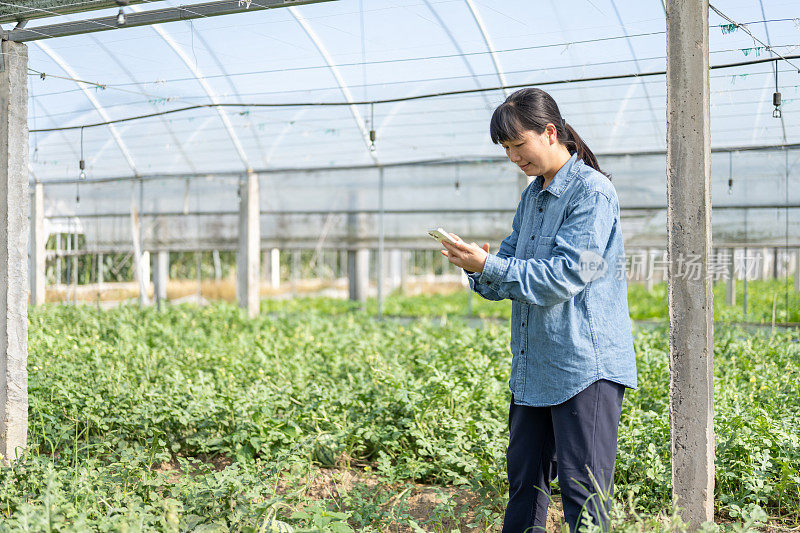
[773,59,782,118]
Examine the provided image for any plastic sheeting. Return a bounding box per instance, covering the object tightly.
[40,147,800,250]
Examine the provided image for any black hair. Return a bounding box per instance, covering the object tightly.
[490,87,610,179]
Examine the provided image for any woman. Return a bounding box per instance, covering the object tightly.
[441,87,637,533]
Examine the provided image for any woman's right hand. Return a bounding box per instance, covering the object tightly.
[441,235,490,274]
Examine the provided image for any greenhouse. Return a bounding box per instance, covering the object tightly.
[0,0,799,531]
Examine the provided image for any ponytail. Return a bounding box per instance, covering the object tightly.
[490,88,611,179]
[563,122,610,179]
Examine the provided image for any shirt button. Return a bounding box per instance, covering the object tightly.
[520,349,525,355]
[539,208,543,212]
[531,236,535,240]
[521,322,526,327]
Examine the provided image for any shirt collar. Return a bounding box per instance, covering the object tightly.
[532,152,580,198]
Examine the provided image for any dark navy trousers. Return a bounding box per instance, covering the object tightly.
[502,379,625,533]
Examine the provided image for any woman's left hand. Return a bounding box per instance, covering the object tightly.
[440,233,490,273]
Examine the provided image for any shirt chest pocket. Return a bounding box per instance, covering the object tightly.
[533,235,556,259]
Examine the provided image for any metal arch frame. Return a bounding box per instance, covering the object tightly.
[609,0,664,145]
[33,40,140,176]
[182,18,269,166]
[89,33,198,174]
[421,0,493,110]
[463,0,509,99]
[128,5,252,172]
[288,5,379,165]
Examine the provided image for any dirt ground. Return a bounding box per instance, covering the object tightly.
[154,454,565,532]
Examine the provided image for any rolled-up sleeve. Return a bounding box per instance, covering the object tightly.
[463,188,527,301]
[477,190,616,307]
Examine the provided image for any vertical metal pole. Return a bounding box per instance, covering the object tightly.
[377,167,384,319]
[56,233,62,285]
[666,0,714,525]
[195,251,202,303]
[725,248,735,307]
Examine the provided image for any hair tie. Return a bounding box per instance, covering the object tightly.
[561,118,567,128]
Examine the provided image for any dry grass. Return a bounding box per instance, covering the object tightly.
[41,276,469,306]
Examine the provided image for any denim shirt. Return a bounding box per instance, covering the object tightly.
[466,153,638,406]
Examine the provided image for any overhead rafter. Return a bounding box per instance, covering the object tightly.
[3,0,337,42]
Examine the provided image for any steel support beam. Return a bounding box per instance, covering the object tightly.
[5,0,337,42]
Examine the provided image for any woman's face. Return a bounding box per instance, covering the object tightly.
[500,123,559,177]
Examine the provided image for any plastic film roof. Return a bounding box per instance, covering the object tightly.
[20,0,800,181]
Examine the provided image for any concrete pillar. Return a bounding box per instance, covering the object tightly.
[348,249,369,303]
[141,251,150,293]
[772,247,779,279]
[55,233,62,285]
[389,249,402,291]
[236,171,260,318]
[761,247,770,280]
[743,248,749,316]
[795,249,800,292]
[70,233,77,303]
[400,250,408,293]
[212,249,221,281]
[270,248,280,289]
[0,39,29,463]
[29,182,45,305]
[725,248,735,306]
[644,248,654,292]
[292,250,300,285]
[666,0,714,525]
[154,251,168,304]
[130,206,149,307]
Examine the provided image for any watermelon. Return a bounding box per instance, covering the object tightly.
[313,433,341,467]
[261,519,294,533]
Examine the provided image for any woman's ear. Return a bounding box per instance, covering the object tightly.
[544,123,558,145]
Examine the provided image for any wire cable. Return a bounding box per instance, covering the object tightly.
[28,53,800,133]
[709,3,800,73]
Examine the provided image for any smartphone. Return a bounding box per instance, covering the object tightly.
[427,227,459,245]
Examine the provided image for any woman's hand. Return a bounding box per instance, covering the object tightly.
[440,233,490,273]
